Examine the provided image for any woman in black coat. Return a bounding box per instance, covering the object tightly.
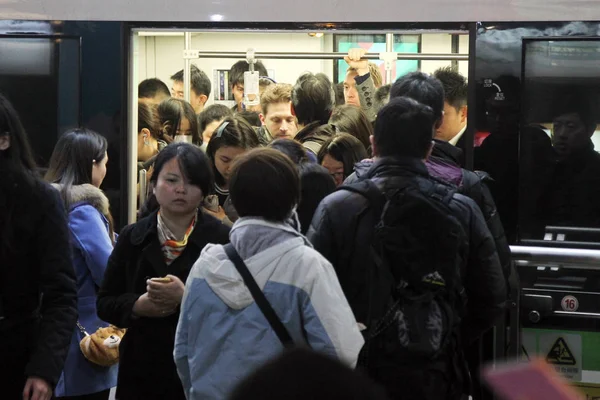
[97,143,230,400]
[0,94,78,400]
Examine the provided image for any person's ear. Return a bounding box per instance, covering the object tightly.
[0,133,10,151]
[460,105,468,124]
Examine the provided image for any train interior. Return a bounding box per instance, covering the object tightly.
[2,20,600,398]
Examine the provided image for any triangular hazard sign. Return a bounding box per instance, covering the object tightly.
[546,337,576,366]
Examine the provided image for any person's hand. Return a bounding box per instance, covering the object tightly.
[147,275,185,307]
[203,205,227,221]
[23,376,52,400]
[132,293,176,318]
[344,48,369,75]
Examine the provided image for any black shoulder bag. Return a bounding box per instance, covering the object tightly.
[224,244,294,348]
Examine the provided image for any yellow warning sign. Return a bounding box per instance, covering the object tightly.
[547,337,576,366]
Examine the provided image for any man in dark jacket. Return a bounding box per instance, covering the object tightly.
[308,96,506,400]
[347,73,512,284]
[346,72,513,400]
[389,71,513,286]
[291,72,335,157]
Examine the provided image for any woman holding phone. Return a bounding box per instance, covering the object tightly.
[97,142,229,400]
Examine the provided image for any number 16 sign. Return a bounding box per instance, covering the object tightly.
[561,296,579,312]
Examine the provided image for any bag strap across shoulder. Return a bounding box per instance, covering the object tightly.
[224,243,294,348]
[338,179,386,215]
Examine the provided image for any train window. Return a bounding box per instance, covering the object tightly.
[520,38,600,243]
[134,31,467,108]
[333,34,421,81]
[0,36,81,167]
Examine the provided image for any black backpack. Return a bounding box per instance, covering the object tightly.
[340,177,468,367]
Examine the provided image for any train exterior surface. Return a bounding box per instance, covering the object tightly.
[2,1,600,397]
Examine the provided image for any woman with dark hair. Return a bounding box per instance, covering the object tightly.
[268,138,310,164]
[317,133,368,187]
[0,94,77,400]
[329,105,373,153]
[197,104,233,150]
[158,98,201,145]
[174,148,364,400]
[138,101,168,169]
[204,116,260,222]
[44,129,117,400]
[267,139,334,234]
[97,142,230,400]
[297,162,336,235]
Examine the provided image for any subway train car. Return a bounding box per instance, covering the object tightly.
[2,0,600,397]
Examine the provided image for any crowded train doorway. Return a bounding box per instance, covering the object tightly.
[125,27,470,224]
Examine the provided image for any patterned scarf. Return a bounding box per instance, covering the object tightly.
[157,211,197,265]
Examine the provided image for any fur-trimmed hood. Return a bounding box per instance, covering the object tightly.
[51,183,110,216]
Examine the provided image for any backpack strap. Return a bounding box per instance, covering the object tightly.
[338,179,394,339]
[223,244,294,348]
[338,179,386,216]
[428,181,456,207]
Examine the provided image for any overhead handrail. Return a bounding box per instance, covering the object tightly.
[545,226,600,235]
[520,239,600,250]
[183,50,469,61]
[510,245,600,270]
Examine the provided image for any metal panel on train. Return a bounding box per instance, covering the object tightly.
[2,0,600,22]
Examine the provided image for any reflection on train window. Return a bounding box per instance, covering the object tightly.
[333,34,421,81]
[520,39,600,243]
[0,36,81,167]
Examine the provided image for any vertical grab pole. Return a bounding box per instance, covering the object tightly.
[385,33,394,84]
[184,32,192,102]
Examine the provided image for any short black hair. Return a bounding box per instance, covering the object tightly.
[297,162,336,235]
[229,148,299,222]
[170,65,212,97]
[229,348,390,400]
[198,104,234,134]
[139,78,170,100]
[375,96,436,159]
[433,66,468,111]
[268,138,310,164]
[552,92,597,133]
[150,142,214,197]
[229,60,268,88]
[292,73,334,126]
[237,110,261,127]
[390,72,444,121]
[374,84,391,112]
[329,105,373,151]
[334,82,345,106]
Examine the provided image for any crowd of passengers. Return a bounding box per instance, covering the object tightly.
[2,48,514,400]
